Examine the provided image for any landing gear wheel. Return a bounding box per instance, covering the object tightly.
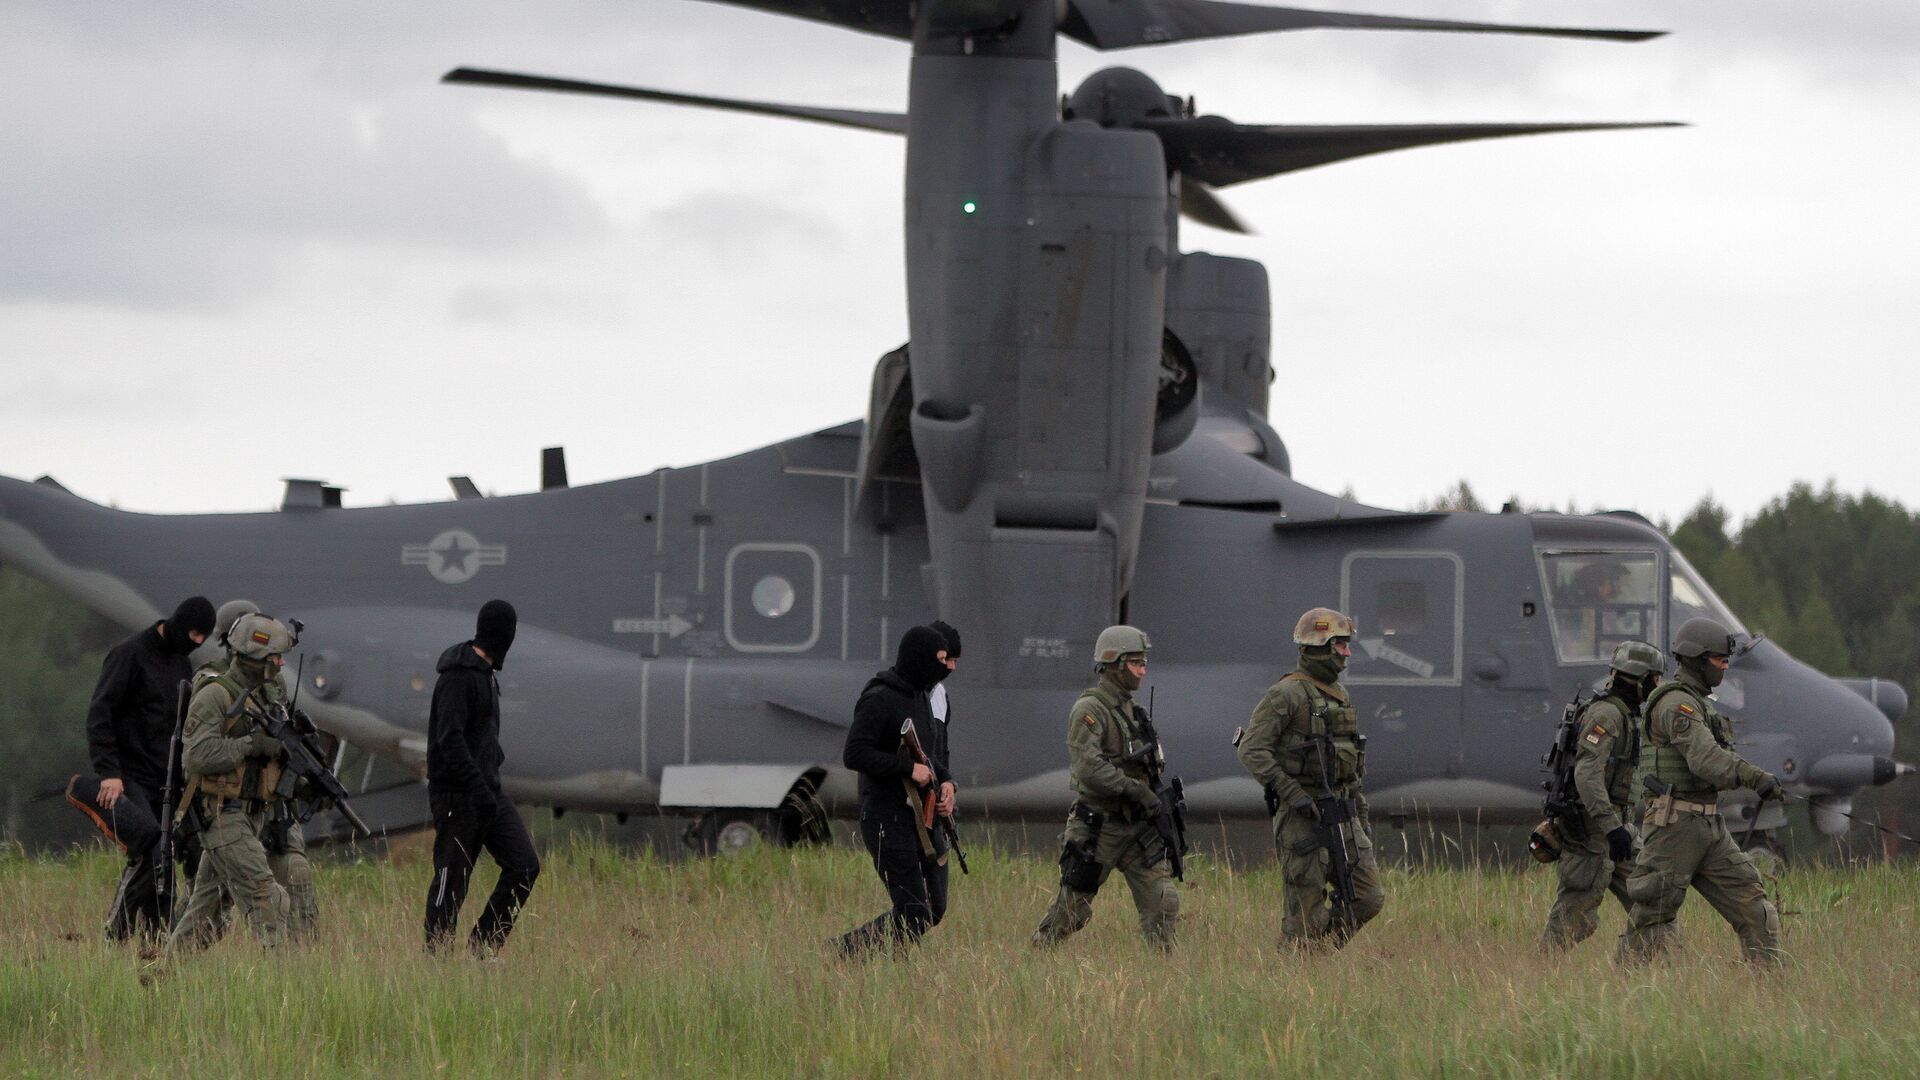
[687,810,776,856]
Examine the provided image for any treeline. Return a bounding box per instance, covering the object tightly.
[0,566,123,846]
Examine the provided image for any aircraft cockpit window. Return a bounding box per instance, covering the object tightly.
[1538,550,1659,665]
[1669,549,1749,640]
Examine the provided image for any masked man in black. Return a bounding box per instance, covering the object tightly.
[833,625,952,957]
[69,596,215,943]
[424,599,541,957]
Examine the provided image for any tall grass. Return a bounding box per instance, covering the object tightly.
[1,833,1915,1078]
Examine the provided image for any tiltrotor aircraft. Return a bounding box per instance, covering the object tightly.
[2,1,1908,854]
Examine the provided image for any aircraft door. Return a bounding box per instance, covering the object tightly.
[1340,551,1464,782]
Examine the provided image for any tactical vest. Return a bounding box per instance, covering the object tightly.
[1638,681,1731,795]
[1277,673,1365,787]
[1068,683,1154,810]
[1582,694,1641,807]
[188,674,283,802]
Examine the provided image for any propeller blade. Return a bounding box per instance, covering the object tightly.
[1179,182,1251,233]
[1063,0,1664,50]
[1140,118,1683,187]
[442,68,908,136]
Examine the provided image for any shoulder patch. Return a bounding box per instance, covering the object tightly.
[1081,713,1098,729]
[1677,702,1695,715]
[1585,725,1607,744]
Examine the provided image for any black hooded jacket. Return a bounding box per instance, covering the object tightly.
[843,668,952,823]
[86,622,193,789]
[427,641,506,794]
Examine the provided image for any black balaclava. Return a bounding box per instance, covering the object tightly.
[164,596,216,654]
[1681,655,1724,690]
[1300,643,1347,684]
[895,625,949,690]
[474,599,518,671]
[930,620,962,660]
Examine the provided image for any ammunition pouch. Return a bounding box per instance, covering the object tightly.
[198,768,246,800]
[255,759,285,802]
[1527,819,1563,864]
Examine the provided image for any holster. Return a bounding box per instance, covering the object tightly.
[1059,802,1106,892]
[1645,793,1679,828]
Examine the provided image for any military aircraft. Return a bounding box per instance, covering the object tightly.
[1,0,1908,855]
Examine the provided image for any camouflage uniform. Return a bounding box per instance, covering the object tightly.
[1541,694,1638,950]
[167,616,297,951]
[1237,657,1384,947]
[1031,668,1179,949]
[1617,667,1782,965]
[179,653,320,944]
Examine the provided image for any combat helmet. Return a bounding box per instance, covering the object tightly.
[1093,625,1151,668]
[1293,607,1357,647]
[1671,617,1734,660]
[214,599,260,649]
[229,614,298,660]
[1608,640,1664,679]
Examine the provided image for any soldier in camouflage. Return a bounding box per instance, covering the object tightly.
[178,600,322,945]
[166,614,300,951]
[1029,625,1180,951]
[1539,639,1661,951]
[1234,607,1384,949]
[1617,617,1784,966]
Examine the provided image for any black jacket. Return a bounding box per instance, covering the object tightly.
[86,622,191,789]
[843,669,950,823]
[427,641,505,794]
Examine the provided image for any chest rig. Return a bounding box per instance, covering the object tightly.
[1278,673,1366,787]
[1639,681,1731,795]
[187,674,284,803]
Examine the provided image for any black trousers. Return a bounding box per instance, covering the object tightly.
[69,776,166,941]
[423,788,541,953]
[837,816,950,955]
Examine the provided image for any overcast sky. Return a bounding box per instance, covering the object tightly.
[3,1,1916,528]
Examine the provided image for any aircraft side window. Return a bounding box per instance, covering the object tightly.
[1538,550,1659,665]
[725,544,821,653]
[1340,552,1461,685]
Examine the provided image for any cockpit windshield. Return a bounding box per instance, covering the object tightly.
[1538,550,1660,664]
[1668,548,1749,639]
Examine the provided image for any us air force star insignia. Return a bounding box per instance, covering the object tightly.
[401,529,508,585]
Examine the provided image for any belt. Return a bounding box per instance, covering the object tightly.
[210,796,267,815]
[1672,798,1719,816]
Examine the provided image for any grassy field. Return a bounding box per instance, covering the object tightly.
[2,834,1916,1078]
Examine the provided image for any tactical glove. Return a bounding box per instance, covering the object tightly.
[1138,790,1163,818]
[247,729,281,759]
[1290,795,1319,821]
[1606,826,1634,863]
[1754,774,1783,801]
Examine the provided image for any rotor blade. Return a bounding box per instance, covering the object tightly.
[1179,182,1251,233]
[1062,0,1664,50]
[1140,118,1683,187]
[442,68,907,136]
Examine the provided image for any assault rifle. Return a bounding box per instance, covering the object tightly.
[1539,691,1595,843]
[1128,688,1188,881]
[899,719,967,873]
[261,702,371,837]
[1308,731,1359,939]
[155,678,190,926]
